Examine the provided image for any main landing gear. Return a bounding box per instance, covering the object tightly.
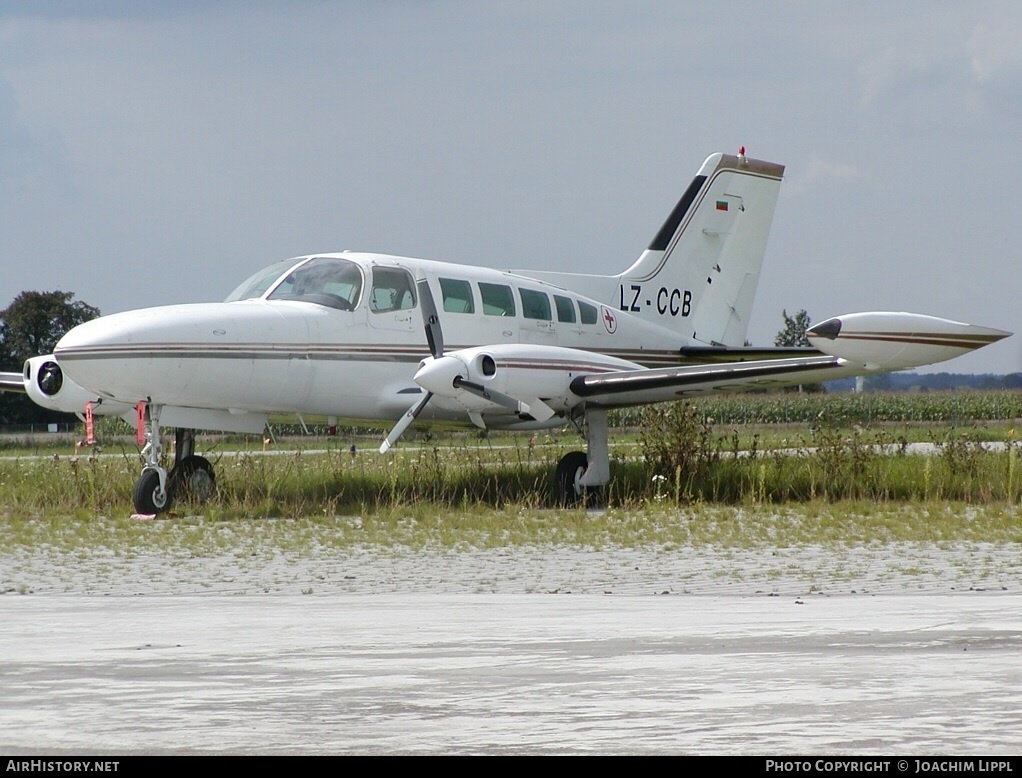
[132,404,216,515]
[553,406,609,508]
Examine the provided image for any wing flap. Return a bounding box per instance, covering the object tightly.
[678,345,823,362]
[569,354,852,407]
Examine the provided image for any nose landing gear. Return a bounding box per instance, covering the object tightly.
[131,404,216,515]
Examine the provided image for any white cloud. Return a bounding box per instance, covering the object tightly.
[967,22,1022,84]
[782,156,861,198]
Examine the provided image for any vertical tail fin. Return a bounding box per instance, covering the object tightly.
[617,152,784,346]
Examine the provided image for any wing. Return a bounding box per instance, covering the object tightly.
[575,311,1012,407]
[0,371,27,393]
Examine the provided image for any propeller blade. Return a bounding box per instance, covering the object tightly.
[379,391,433,453]
[521,396,556,422]
[454,377,530,415]
[416,275,444,359]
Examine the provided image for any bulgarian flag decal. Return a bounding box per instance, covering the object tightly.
[715,200,728,211]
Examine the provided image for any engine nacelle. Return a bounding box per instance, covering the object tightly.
[22,355,134,418]
[414,345,643,415]
[806,312,1011,371]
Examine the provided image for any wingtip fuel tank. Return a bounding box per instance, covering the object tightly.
[806,312,1012,371]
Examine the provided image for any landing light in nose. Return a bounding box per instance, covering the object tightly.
[37,361,64,396]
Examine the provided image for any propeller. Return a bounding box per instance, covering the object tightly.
[379,274,535,453]
[409,350,531,414]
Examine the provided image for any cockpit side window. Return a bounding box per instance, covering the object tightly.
[369,267,417,313]
[266,257,364,311]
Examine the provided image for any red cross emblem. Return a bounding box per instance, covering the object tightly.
[601,306,617,334]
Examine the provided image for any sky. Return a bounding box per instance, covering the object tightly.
[1,1,1020,375]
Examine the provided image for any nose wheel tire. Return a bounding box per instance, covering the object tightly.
[132,468,170,515]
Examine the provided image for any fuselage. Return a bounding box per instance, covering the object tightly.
[53,252,686,425]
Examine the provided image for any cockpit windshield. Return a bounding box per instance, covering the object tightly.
[266,257,364,311]
[224,256,365,312]
[224,259,302,302]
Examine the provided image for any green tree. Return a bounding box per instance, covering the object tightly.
[0,291,101,425]
[774,308,812,347]
[1,291,100,364]
[774,308,824,393]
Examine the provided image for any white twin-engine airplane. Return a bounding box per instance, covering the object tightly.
[1,150,1011,514]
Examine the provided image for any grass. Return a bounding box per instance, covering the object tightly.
[3,420,1021,513]
[2,404,1021,559]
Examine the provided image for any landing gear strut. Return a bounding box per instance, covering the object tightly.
[131,404,216,515]
[553,407,609,508]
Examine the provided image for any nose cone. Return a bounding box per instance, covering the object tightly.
[52,302,260,402]
[56,312,131,353]
[413,355,466,396]
[56,304,221,354]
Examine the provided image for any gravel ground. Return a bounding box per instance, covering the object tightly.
[5,540,1021,598]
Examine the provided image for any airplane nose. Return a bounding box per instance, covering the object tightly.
[413,355,466,396]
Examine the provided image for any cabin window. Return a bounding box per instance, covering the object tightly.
[439,278,475,314]
[554,295,576,323]
[519,288,552,321]
[265,256,364,311]
[578,301,598,325]
[479,283,515,316]
[369,267,417,313]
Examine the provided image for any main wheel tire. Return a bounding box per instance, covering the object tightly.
[132,468,170,515]
[554,451,589,506]
[168,455,216,504]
